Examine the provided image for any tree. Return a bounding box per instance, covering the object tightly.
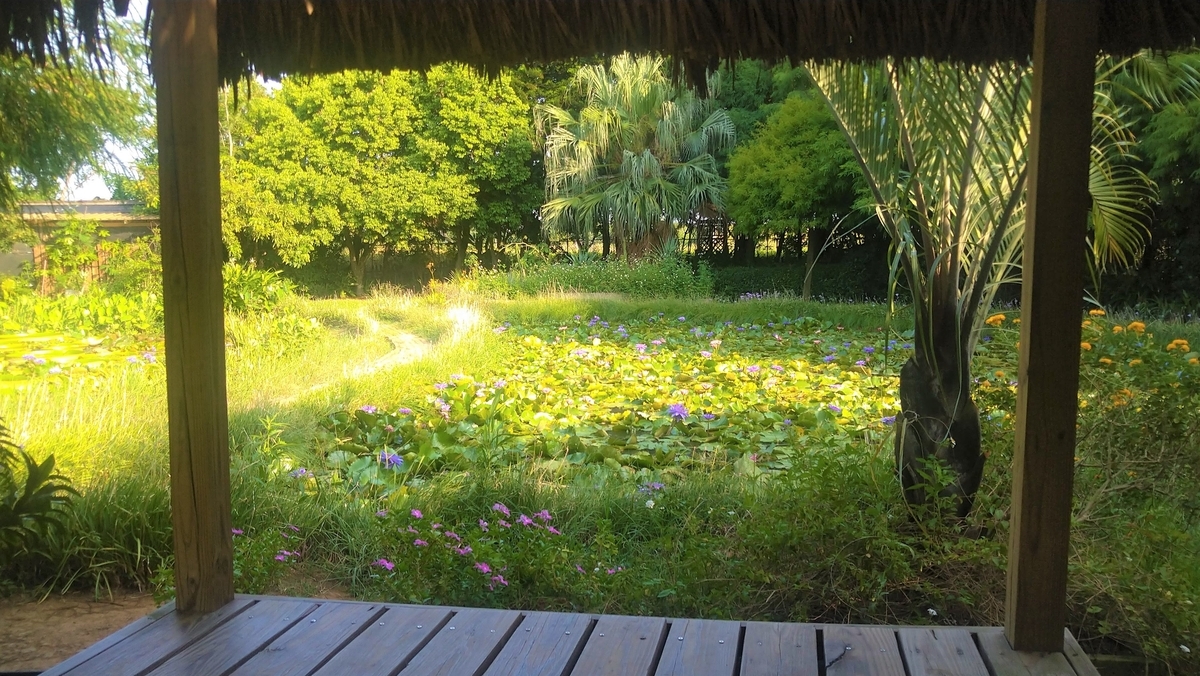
[419,64,537,270]
[0,27,142,245]
[808,57,1163,517]
[223,71,478,295]
[726,93,862,297]
[538,54,735,257]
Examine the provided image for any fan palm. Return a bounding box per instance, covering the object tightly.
[807,55,1176,517]
[537,54,734,256]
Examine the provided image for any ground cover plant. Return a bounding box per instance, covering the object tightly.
[0,291,1196,671]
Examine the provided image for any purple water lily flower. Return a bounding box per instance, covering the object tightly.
[823,355,836,363]
[359,404,377,413]
[397,407,412,415]
[700,350,712,358]
[635,343,647,353]
[378,450,403,468]
[289,467,311,478]
[882,416,897,425]
[702,413,715,421]
[855,360,867,366]
[433,382,449,391]
[746,365,761,374]
[667,403,689,420]
[828,404,843,414]
[863,346,876,354]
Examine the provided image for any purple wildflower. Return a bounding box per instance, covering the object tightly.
[411,509,423,519]
[479,519,489,532]
[289,468,311,478]
[547,526,562,535]
[700,350,712,358]
[475,562,493,574]
[534,510,552,522]
[491,574,509,586]
[444,531,462,542]
[863,346,876,354]
[746,365,761,374]
[499,519,511,529]
[360,404,377,413]
[231,528,244,535]
[406,525,418,534]
[882,416,897,425]
[373,558,394,571]
[287,524,300,532]
[376,509,388,517]
[823,355,836,363]
[517,514,535,527]
[431,523,442,530]
[414,539,428,547]
[576,565,586,574]
[828,404,843,414]
[454,546,473,556]
[492,503,511,517]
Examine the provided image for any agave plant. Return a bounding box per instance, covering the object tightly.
[0,422,75,567]
[807,55,1173,517]
[537,54,735,257]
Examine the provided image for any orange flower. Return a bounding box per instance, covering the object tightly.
[1082,320,1093,328]
[1112,325,1124,334]
[1190,357,1199,365]
[1127,321,1146,334]
[994,370,1005,378]
[1080,342,1092,351]
[985,313,1006,327]
[1166,339,1190,352]
[1129,359,1143,366]
[1099,357,1113,365]
[1089,309,1107,317]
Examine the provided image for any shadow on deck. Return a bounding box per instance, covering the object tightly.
[41,594,1100,675]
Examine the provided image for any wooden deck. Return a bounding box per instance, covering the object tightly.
[41,595,1100,676]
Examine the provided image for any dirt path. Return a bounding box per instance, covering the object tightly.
[0,589,158,673]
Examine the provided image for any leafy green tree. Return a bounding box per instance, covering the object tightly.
[0,32,142,245]
[726,93,861,297]
[808,57,1165,516]
[224,71,477,295]
[419,64,537,269]
[538,54,735,257]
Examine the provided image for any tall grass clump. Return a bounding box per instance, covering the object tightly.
[444,258,714,299]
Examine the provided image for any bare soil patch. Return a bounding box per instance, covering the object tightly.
[0,589,158,673]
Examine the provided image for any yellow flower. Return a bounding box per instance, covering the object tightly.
[1129,359,1143,366]
[1111,388,1134,407]
[1190,357,1199,365]
[985,313,1006,327]
[1112,325,1124,334]
[1127,321,1146,334]
[1013,318,1021,324]
[1081,320,1092,328]
[1080,342,1092,351]
[1089,309,1106,317]
[1166,339,1190,352]
[1099,357,1113,365]
[994,370,1005,379]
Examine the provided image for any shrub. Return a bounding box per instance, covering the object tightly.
[0,422,75,572]
[223,261,298,314]
[447,258,714,299]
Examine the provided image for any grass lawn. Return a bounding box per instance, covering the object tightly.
[1,292,1197,669]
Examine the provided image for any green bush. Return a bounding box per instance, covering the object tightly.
[223,261,298,314]
[448,258,714,299]
[0,422,75,573]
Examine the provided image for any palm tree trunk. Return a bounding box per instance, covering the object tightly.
[894,314,985,518]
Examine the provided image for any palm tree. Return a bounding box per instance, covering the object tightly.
[537,54,734,257]
[806,56,1173,517]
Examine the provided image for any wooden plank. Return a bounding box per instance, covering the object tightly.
[149,599,315,675]
[975,628,1076,676]
[571,614,667,675]
[822,625,905,676]
[483,611,590,676]
[58,599,251,676]
[1062,630,1102,676]
[898,628,989,676]
[1005,0,1099,653]
[312,604,452,676]
[151,0,234,614]
[740,622,819,676]
[41,602,178,676]
[230,601,384,676]
[386,607,522,676]
[654,618,741,676]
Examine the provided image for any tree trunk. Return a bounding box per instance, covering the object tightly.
[733,235,755,264]
[601,221,611,258]
[802,230,815,300]
[894,336,985,519]
[348,249,368,297]
[453,225,470,271]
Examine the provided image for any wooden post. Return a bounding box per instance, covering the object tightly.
[1006,0,1098,653]
[151,0,234,614]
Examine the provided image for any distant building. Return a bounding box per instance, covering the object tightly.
[1,200,158,278]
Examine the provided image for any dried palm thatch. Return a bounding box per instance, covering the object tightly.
[4,0,1199,81]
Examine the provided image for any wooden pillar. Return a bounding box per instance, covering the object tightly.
[151,0,234,613]
[1006,0,1098,653]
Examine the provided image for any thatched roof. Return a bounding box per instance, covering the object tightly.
[6,1,1200,81]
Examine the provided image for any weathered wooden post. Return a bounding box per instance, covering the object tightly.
[151,0,234,613]
[1006,0,1098,652]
